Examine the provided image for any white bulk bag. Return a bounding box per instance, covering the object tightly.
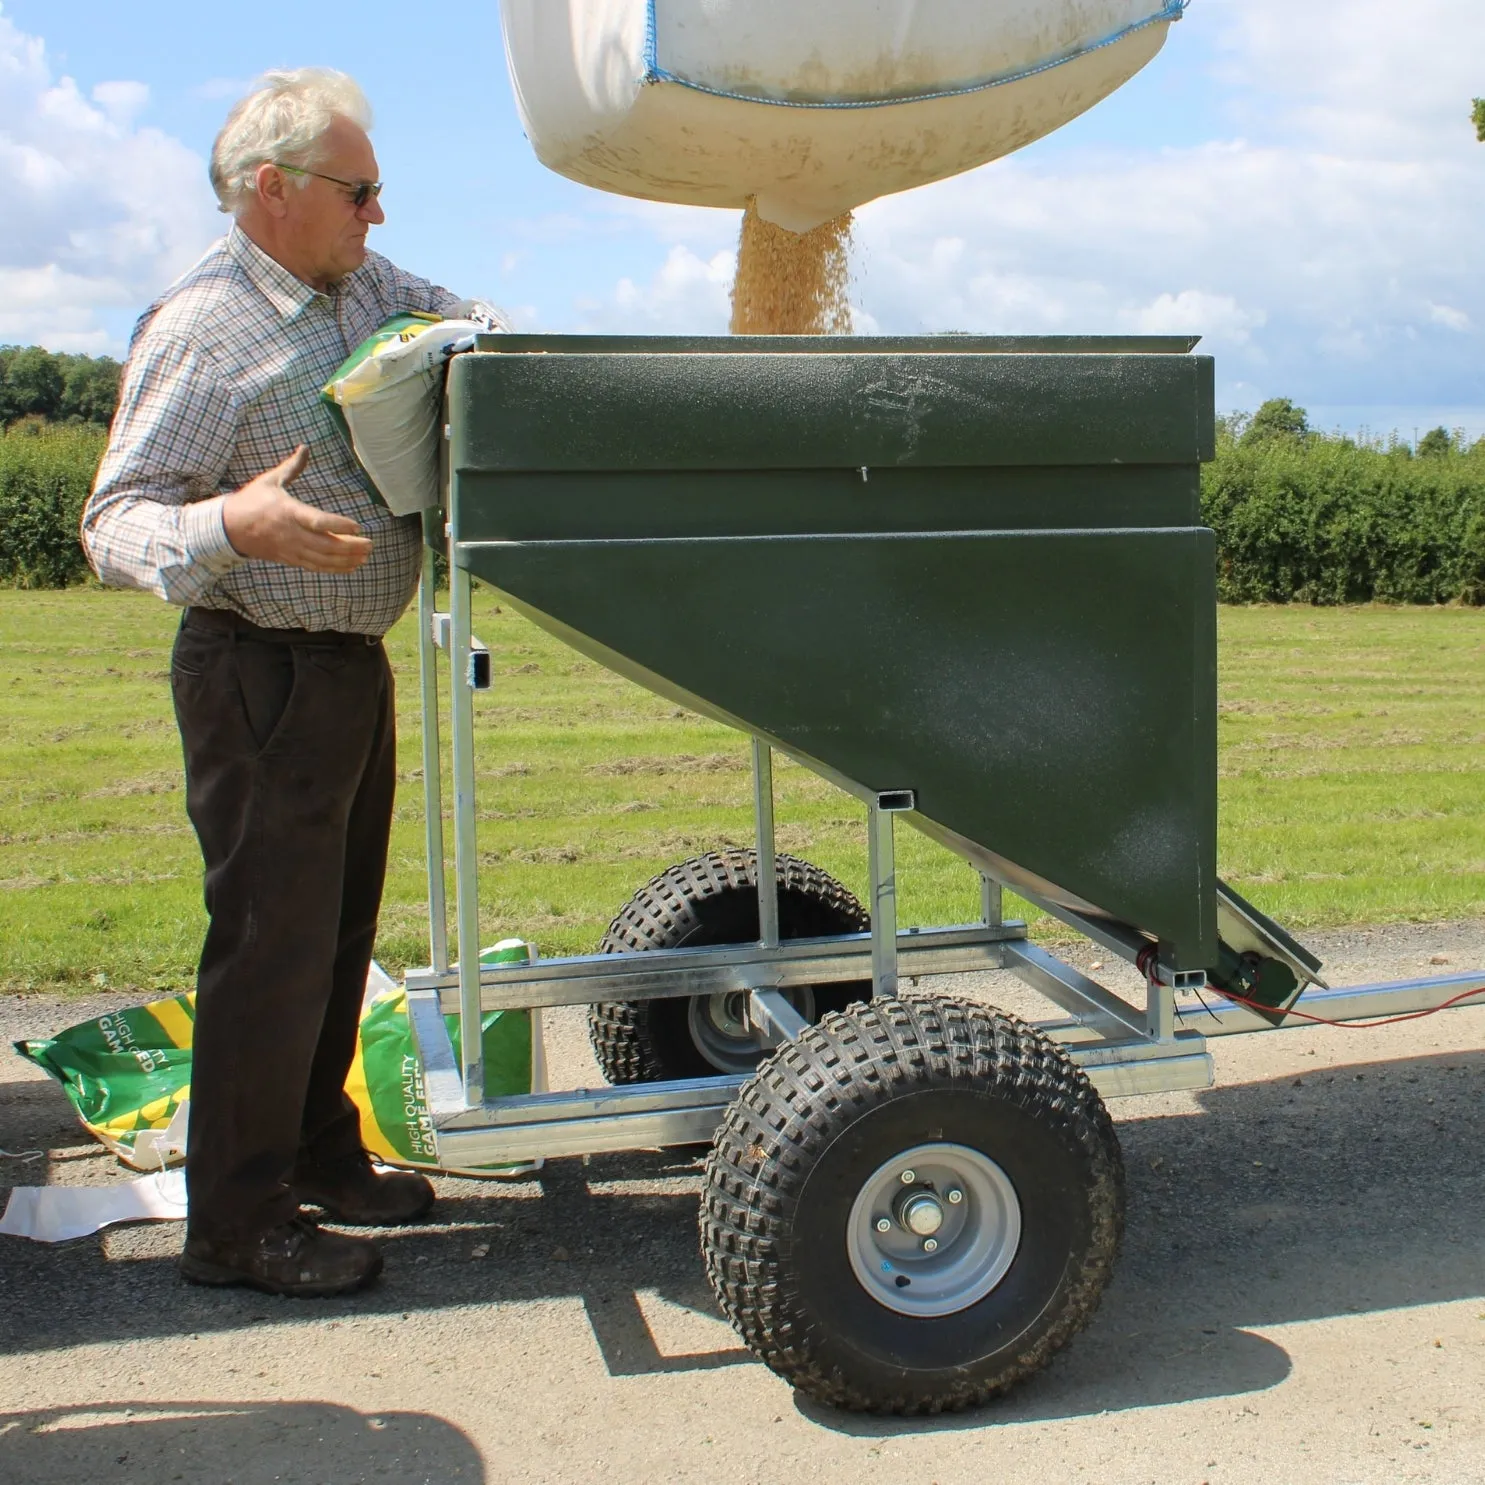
[500,0,1185,232]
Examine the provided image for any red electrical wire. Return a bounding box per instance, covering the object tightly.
[1135,943,1485,1030]
[1210,982,1485,1030]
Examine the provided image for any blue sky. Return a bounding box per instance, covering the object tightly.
[3,0,1482,438]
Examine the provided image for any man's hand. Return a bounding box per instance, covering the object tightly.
[221,447,373,572]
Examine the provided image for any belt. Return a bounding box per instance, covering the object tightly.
[182,606,383,646]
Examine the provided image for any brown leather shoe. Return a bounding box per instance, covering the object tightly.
[180,1215,383,1297]
[294,1153,435,1226]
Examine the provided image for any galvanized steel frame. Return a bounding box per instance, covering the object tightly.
[410,544,1485,1170]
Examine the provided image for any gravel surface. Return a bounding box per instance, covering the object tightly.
[1,921,1483,1484]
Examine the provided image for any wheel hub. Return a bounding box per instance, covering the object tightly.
[897,1192,945,1236]
[846,1142,1022,1318]
[686,986,816,1074]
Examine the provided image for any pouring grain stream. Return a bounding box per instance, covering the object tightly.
[729,200,854,335]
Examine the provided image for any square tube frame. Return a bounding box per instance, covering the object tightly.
[406,555,1485,1168]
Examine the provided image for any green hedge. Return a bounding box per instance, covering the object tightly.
[0,423,106,588]
[4,410,1485,604]
[1203,432,1485,605]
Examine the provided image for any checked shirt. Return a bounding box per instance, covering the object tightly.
[83,225,466,636]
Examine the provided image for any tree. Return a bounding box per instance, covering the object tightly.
[59,355,121,425]
[1241,397,1310,446]
[3,346,65,421]
[1475,98,1485,141]
[1417,426,1453,459]
[1215,410,1251,444]
[0,345,120,427]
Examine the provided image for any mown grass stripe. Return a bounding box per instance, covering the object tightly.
[0,588,1482,994]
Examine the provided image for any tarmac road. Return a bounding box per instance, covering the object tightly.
[1,920,1482,1485]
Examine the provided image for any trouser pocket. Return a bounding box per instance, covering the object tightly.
[234,638,297,754]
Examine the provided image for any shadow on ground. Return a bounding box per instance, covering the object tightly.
[0,1400,483,1483]
[2,1047,1481,1430]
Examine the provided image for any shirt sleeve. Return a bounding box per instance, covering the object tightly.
[373,255,464,319]
[81,334,247,606]
[366,252,509,328]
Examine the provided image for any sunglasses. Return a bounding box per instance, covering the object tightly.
[276,164,383,210]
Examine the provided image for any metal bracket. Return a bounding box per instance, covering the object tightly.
[868,789,915,998]
[1148,962,1207,991]
[431,611,491,690]
[746,987,810,1047]
[1145,960,1203,1042]
[979,873,1003,929]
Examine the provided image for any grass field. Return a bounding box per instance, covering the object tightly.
[2,587,1483,995]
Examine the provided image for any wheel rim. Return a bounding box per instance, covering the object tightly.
[846,1142,1022,1318]
[686,987,817,1074]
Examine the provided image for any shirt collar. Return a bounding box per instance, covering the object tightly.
[228,224,334,319]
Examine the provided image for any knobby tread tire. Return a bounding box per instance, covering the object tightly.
[587,849,871,1084]
[699,993,1125,1415]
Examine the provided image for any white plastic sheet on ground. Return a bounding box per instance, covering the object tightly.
[0,1170,187,1245]
[501,0,1186,230]
[1,1088,188,1243]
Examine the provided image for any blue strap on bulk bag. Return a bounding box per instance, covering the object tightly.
[641,0,1188,109]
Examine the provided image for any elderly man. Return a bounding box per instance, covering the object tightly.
[83,69,488,1296]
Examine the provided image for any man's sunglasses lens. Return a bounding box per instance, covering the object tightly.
[276,165,381,208]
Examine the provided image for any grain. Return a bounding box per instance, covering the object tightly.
[729,200,853,335]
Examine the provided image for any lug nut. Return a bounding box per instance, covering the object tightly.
[923,1237,939,1253]
[875,1217,892,1233]
[946,1188,964,1205]
[899,1169,916,1185]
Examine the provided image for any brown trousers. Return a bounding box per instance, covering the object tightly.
[171,606,396,1240]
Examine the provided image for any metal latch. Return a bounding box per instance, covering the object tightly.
[431,612,491,691]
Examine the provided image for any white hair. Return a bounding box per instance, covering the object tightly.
[210,68,373,214]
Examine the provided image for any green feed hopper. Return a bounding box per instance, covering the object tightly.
[445,334,1233,974]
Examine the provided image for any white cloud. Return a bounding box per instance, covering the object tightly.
[1126,290,1266,343]
[0,264,129,353]
[1212,0,1476,156]
[1429,303,1470,334]
[576,244,734,333]
[90,80,149,126]
[584,0,1484,414]
[0,8,218,353]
